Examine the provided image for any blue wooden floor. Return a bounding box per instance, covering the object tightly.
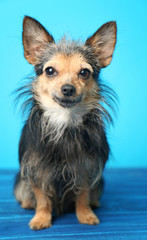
[0,169,147,240]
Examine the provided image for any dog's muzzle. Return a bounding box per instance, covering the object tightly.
[53,84,82,108]
[53,94,83,108]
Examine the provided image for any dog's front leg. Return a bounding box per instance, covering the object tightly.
[76,189,100,225]
[29,187,52,230]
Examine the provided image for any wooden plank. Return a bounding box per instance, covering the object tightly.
[0,169,147,239]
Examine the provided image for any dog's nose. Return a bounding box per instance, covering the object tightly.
[61,84,76,97]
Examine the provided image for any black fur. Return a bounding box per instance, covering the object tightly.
[14,69,117,213]
[18,101,109,204]
[13,17,118,229]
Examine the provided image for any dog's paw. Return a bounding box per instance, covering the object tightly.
[77,208,100,225]
[29,215,52,230]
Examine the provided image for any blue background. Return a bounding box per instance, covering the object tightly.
[0,0,147,169]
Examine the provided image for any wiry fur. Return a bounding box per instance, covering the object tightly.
[14,16,117,229]
[15,68,116,213]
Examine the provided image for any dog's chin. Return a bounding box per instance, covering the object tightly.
[53,94,83,108]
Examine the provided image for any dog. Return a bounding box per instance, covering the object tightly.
[14,16,117,230]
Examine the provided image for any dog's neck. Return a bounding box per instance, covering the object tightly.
[39,104,89,143]
[45,104,88,124]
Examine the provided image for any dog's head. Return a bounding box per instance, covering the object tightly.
[22,16,116,124]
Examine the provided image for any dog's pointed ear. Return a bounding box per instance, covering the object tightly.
[85,21,117,68]
[22,16,55,65]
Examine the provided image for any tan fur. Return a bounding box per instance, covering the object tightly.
[76,190,100,225]
[18,16,117,230]
[31,53,101,142]
[34,53,97,111]
[85,21,117,68]
[23,16,54,65]
[29,187,52,230]
[14,177,35,209]
[21,199,34,209]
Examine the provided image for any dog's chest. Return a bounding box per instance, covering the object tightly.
[42,124,102,192]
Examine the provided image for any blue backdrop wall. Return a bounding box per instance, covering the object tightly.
[0,0,147,169]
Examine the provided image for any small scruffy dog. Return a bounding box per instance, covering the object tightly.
[14,16,117,230]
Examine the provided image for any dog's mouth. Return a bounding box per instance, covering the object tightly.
[53,94,83,108]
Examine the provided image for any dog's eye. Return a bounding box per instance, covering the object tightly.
[45,67,57,76]
[79,68,90,80]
